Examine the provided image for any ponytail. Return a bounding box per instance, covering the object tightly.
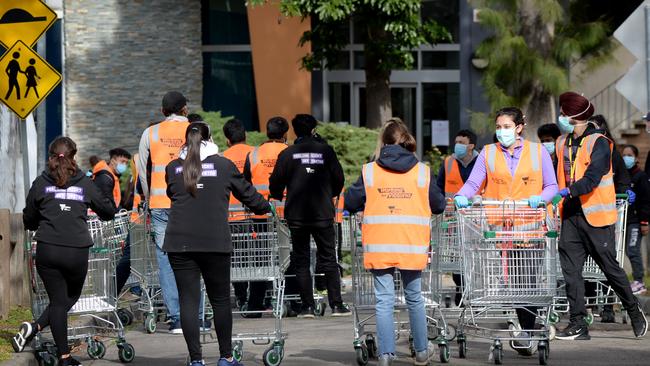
[47,137,78,187]
[182,122,211,197]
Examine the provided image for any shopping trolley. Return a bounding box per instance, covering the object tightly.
[128,210,166,334]
[456,199,557,365]
[215,212,291,366]
[28,217,136,365]
[551,195,629,326]
[350,215,452,366]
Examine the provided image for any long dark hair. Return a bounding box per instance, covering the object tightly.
[47,137,78,187]
[183,122,211,197]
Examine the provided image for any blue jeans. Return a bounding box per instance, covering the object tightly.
[372,269,427,356]
[151,209,181,321]
[151,209,204,322]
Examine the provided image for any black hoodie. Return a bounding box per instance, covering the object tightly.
[24,169,116,248]
[344,145,445,215]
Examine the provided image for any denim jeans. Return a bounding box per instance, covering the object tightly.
[372,268,427,356]
[151,209,181,321]
[626,223,644,282]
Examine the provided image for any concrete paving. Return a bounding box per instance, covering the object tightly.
[67,312,650,366]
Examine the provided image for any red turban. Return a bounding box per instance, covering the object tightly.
[559,91,594,120]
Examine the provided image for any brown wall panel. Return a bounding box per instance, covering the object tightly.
[248,2,311,134]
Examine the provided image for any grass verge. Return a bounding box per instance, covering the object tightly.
[0,307,32,361]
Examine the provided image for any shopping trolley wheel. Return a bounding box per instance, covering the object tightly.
[263,346,282,366]
[144,314,157,334]
[458,337,467,359]
[233,341,244,362]
[205,307,214,321]
[39,352,57,366]
[87,340,106,359]
[585,311,594,326]
[548,311,560,324]
[117,308,134,326]
[444,324,457,342]
[364,335,377,359]
[492,342,503,365]
[444,295,452,308]
[118,343,136,363]
[315,302,326,317]
[439,343,450,363]
[537,340,549,365]
[354,344,369,366]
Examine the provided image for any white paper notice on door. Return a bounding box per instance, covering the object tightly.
[431,120,449,146]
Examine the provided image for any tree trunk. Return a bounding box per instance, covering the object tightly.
[363,22,392,129]
[518,0,556,139]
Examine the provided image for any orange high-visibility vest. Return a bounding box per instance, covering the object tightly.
[148,120,189,208]
[92,160,121,207]
[444,156,464,197]
[130,154,142,222]
[249,141,287,217]
[556,133,616,227]
[482,141,545,231]
[335,192,345,224]
[223,143,255,221]
[361,162,432,270]
[483,141,544,201]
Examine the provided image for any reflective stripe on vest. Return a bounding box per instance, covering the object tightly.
[361,161,431,271]
[556,133,617,226]
[148,120,189,208]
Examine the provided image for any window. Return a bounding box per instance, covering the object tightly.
[422,83,460,150]
[202,0,250,45]
[202,52,259,130]
[329,83,351,123]
[421,51,459,69]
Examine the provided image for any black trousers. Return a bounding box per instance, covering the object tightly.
[289,224,343,309]
[35,243,89,355]
[559,215,638,322]
[169,252,232,361]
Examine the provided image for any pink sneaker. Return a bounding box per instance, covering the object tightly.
[631,281,647,295]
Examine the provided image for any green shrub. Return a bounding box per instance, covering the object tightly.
[200,111,267,148]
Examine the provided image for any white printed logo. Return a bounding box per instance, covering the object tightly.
[196,183,204,189]
[59,204,71,212]
[306,167,315,173]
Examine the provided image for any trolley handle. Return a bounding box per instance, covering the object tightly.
[470,196,545,208]
[616,193,629,200]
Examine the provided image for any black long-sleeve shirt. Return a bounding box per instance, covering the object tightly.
[269,135,344,226]
[627,165,650,225]
[163,154,270,253]
[93,170,121,210]
[24,170,116,248]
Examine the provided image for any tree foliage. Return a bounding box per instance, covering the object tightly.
[471,0,611,131]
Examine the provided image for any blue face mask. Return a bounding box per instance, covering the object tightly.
[496,128,517,147]
[116,163,128,175]
[543,142,555,155]
[623,156,636,169]
[557,115,573,134]
[454,143,468,159]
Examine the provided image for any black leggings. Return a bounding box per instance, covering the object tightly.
[169,252,232,361]
[35,243,89,355]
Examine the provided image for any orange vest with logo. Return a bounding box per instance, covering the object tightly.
[92,160,121,207]
[148,120,189,208]
[223,143,255,220]
[483,141,544,201]
[361,162,432,270]
[556,133,616,227]
[130,154,142,222]
[249,141,287,217]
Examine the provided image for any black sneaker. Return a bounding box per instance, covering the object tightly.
[297,306,315,319]
[59,356,83,366]
[11,322,38,352]
[628,304,648,338]
[600,308,616,323]
[556,320,590,340]
[331,304,351,317]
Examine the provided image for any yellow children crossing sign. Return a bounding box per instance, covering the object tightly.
[0,41,61,119]
[0,0,57,48]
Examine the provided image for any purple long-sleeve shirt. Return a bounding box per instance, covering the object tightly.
[457,138,558,203]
